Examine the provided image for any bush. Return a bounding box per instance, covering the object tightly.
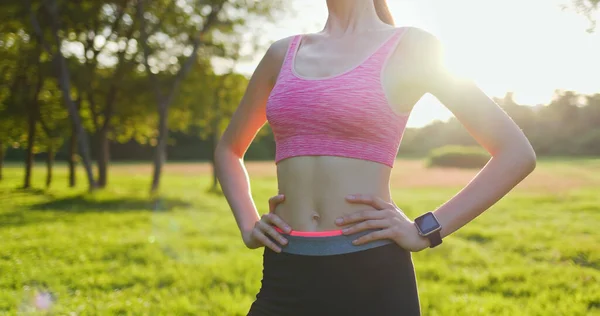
[426,145,490,169]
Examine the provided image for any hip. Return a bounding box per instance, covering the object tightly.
[248,229,421,316]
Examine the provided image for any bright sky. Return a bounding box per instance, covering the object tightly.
[233,0,600,128]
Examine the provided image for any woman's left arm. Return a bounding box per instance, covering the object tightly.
[413,29,537,240]
[334,29,537,251]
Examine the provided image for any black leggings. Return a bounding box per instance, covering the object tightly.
[247,242,421,316]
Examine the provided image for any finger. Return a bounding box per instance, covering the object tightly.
[352,228,394,246]
[345,194,392,210]
[342,219,389,235]
[335,209,387,226]
[264,212,292,233]
[258,220,288,246]
[253,229,282,253]
[268,194,285,213]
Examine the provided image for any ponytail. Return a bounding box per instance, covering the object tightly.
[374,0,395,26]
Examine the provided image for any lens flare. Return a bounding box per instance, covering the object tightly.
[150,197,205,265]
[19,286,55,313]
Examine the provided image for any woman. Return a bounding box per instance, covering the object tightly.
[215,1,537,315]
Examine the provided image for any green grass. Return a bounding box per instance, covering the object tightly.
[1,159,599,315]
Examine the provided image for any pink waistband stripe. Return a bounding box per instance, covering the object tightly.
[275,227,344,237]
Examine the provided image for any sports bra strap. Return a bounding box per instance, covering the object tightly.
[365,27,410,70]
[282,35,303,69]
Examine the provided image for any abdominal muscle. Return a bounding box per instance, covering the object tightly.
[273,156,394,231]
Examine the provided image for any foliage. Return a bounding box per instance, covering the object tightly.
[0,0,284,189]
[426,145,490,169]
[37,78,70,152]
[0,27,35,151]
[399,91,600,159]
[570,0,599,32]
[174,65,249,140]
[134,0,283,192]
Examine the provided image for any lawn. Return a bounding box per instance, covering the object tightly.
[0,158,599,315]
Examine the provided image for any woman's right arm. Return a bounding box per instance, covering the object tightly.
[214,37,293,252]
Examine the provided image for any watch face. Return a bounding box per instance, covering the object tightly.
[415,213,440,235]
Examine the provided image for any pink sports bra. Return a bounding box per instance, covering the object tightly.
[266,28,411,168]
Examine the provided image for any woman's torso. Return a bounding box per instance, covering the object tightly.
[267,27,427,231]
[274,157,393,231]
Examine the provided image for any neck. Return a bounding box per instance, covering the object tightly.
[324,0,387,36]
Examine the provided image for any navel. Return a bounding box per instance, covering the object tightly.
[311,211,321,223]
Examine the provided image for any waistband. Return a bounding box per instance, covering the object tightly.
[272,228,394,256]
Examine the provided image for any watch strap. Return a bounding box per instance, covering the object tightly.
[428,231,442,248]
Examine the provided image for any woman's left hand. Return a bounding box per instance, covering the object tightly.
[335,194,431,252]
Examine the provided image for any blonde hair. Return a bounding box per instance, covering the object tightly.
[374,0,394,26]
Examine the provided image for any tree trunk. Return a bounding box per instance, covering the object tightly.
[97,128,110,188]
[0,141,4,182]
[151,105,168,193]
[58,71,96,191]
[23,45,43,190]
[30,0,97,191]
[46,145,54,188]
[95,82,117,189]
[211,128,220,191]
[210,85,222,192]
[24,104,37,189]
[68,123,77,187]
[56,60,96,191]
[138,0,205,194]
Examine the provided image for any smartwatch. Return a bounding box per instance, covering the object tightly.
[414,212,443,248]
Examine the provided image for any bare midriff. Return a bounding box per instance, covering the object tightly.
[273,156,393,232]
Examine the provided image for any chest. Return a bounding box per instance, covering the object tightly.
[293,39,369,79]
[266,78,393,138]
[291,34,426,114]
[292,32,397,79]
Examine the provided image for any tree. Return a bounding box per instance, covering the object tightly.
[37,78,70,188]
[172,28,256,192]
[175,65,249,192]
[137,0,284,193]
[27,0,97,190]
[0,23,32,184]
[22,46,44,189]
[0,31,44,188]
[0,110,25,183]
[2,32,68,189]
[67,108,78,187]
[67,1,149,188]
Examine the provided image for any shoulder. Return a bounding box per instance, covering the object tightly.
[391,26,449,88]
[397,26,444,63]
[263,36,296,65]
[250,35,296,87]
[400,27,442,45]
[256,36,296,84]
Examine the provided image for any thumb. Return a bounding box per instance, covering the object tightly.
[268,194,285,213]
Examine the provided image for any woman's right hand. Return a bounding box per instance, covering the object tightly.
[242,194,291,253]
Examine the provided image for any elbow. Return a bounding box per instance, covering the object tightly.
[524,148,537,174]
[214,136,230,163]
[214,140,242,171]
[496,140,536,176]
[214,140,227,171]
[518,142,537,176]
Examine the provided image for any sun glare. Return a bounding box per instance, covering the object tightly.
[409,0,600,105]
[235,0,600,127]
